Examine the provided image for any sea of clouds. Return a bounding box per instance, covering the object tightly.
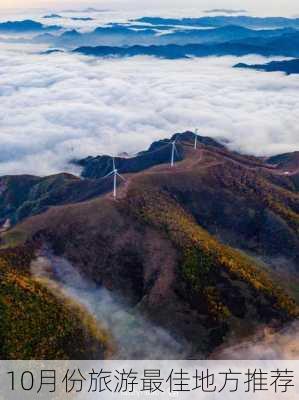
[0,10,299,176]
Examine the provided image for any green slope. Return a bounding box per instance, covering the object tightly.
[0,246,111,359]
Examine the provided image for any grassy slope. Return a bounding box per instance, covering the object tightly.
[0,246,111,359]
[136,150,299,264]
[0,173,111,224]
[125,184,298,321]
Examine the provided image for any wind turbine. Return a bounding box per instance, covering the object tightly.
[103,157,125,199]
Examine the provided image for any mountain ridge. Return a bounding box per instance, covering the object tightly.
[0,19,61,33]
[73,37,299,59]
[1,132,298,358]
[235,58,299,75]
[135,16,299,29]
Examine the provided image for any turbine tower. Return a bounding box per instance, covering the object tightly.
[194,128,198,149]
[170,139,178,167]
[103,157,125,199]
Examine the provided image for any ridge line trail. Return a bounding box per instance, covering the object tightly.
[105,148,217,200]
[105,145,298,201]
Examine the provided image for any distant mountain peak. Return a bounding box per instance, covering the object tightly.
[43,14,62,19]
[235,59,299,75]
[0,19,61,33]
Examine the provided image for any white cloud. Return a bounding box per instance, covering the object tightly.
[0,41,299,176]
[214,322,299,359]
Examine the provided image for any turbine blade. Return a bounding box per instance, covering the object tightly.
[116,172,126,181]
[102,170,114,179]
[112,157,116,170]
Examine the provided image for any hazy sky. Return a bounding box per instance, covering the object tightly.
[1,1,298,16]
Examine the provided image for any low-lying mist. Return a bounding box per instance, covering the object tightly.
[31,249,299,360]
[31,250,188,359]
[213,322,299,359]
